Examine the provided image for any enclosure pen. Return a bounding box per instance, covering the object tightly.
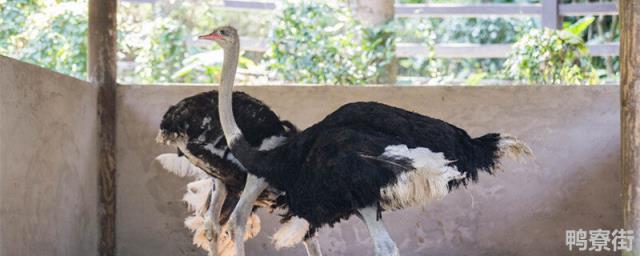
[0,0,638,256]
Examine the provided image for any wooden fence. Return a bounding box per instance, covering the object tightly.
[217,0,620,59]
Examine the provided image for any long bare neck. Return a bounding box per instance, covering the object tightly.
[218,41,243,144]
[218,40,262,170]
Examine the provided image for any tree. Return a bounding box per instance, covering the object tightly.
[504,17,599,85]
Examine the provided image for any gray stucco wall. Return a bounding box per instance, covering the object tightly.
[116,84,621,256]
[0,56,99,255]
[0,55,621,256]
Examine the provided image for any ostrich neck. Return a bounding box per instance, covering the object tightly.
[218,41,242,144]
[218,40,264,171]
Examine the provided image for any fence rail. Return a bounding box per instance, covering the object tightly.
[186,36,619,59]
[395,3,540,17]
[210,0,621,58]
[400,42,619,58]
[221,0,618,17]
[559,2,619,16]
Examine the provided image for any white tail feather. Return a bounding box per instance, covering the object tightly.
[155,153,208,179]
[483,134,533,174]
[497,134,534,163]
[379,145,465,210]
[272,217,310,250]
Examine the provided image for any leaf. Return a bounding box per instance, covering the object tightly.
[465,72,487,86]
[238,55,257,69]
[563,16,595,37]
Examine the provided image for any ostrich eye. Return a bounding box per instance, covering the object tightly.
[220,30,227,36]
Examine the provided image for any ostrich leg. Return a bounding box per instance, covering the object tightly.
[358,206,399,256]
[225,174,269,256]
[303,236,323,256]
[204,178,228,256]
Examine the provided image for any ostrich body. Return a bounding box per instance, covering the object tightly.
[157,90,293,193]
[156,91,322,256]
[202,26,532,256]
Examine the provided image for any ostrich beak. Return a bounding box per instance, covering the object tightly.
[198,32,223,40]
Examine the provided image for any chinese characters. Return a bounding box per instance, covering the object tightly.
[566,229,633,252]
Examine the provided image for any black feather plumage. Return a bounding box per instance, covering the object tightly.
[158,90,297,217]
[230,102,508,236]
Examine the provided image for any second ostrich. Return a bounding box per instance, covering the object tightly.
[156,91,322,255]
[201,26,533,256]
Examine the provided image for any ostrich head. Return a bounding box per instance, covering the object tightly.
[199,25,238,48]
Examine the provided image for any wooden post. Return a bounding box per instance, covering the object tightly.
[350,0,397,85]
[88,0,117,255]
[541,0,561,29]
[621,0,640,253]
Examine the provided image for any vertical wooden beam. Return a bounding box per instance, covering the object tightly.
[88,0,117,255]
[621,0,640,253]
[350,0,397,84]
[541,0,561,29]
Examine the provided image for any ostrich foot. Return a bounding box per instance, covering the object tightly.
[204,216,218,241]
[204,216,221,256]
[224,217,238,239]
[223,214,246,256]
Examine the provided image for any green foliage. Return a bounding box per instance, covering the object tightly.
[395,17,437,80]
[504,17,599,85]
[396,16,536,84]
[0,0,619,85]
[170,49,259,83]
[118,1,271,84]
[134,17,191,83]
[565,16,595,37]
[265,2,395,85]
[0,0,43,53]
[4,1,87,79]
[0,0,271,83]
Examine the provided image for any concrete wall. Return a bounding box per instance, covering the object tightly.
[116,84,621,256]
[0,56,99,255]
[0,55,620,256]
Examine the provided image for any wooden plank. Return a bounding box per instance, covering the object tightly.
[620,0,640,253]
[559,2,618,17]
[88,0,118,255]
[192,38,619,58]
[395,3,541,17]
[386,43,618,58]
[587,43,620,57]
[223,0,275,10]
[216,0,619,18]
[221,1,543,17]
[542,0,560,29]
[241,37,269,52]
[122,0,156,3]
[187,36,268,52]
[398,43,511,58]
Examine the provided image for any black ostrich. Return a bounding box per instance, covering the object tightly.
[200,26,533,256]
[155,91,322,256]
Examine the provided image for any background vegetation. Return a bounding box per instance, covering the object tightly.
[0,0,620,85]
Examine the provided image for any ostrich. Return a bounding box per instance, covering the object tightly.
[200,25,532,256]
[155,91,323,256]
